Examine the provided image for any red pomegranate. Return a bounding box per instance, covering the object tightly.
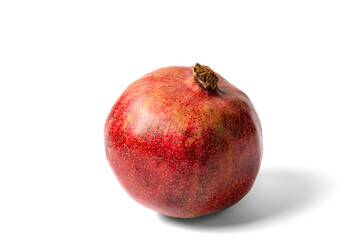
[104,63,262,218]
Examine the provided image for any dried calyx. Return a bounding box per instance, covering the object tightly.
[192,63,219,90]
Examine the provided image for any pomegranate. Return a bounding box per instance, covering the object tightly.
[104,63,262,218]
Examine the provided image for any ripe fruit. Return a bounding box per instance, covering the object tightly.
[104,63,263,218]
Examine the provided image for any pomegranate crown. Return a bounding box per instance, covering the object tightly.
[192,63,219,90]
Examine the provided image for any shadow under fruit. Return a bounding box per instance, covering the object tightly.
[104,63,263,218]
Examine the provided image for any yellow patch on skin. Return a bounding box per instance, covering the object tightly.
[184,137,195,148]
[184,126,204,148]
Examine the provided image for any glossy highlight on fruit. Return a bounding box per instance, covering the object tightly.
[104,63,263,218]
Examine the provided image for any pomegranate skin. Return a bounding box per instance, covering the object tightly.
[104,65,262,218]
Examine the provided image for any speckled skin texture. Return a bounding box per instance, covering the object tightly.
[104,66,262,218]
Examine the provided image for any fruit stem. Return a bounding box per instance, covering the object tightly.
[192,63,219,90]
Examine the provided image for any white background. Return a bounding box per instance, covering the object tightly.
[1,1,360,239]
